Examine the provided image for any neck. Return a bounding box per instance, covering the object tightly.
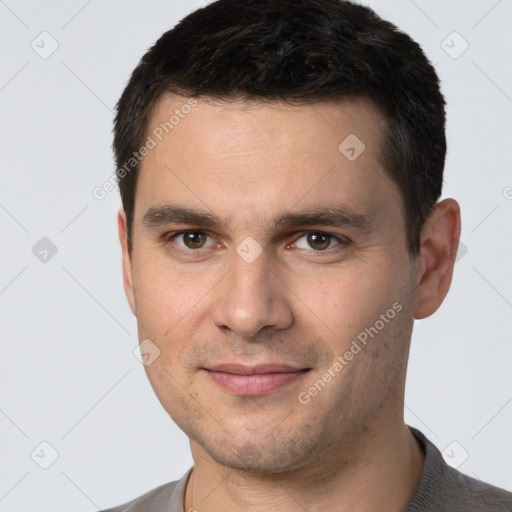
[184,419,425,512]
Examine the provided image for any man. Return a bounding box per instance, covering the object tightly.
[104,0,512,510]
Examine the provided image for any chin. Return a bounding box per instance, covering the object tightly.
[210,450,299,473]
[200,429,324,474]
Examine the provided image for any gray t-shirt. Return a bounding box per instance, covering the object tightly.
[101,427,512,511]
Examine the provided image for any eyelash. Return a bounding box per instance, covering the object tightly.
[162,230,349,256]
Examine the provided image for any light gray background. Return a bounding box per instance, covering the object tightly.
[1,0,511,510]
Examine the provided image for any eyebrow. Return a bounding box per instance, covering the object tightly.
[142,204,375,232]
[143,205,229,230]
[276,208,374,231]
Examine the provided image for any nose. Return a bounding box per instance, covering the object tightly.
[211,248,294,338]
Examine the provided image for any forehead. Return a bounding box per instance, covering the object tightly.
[146,93,386,156]
[135,93,399,232]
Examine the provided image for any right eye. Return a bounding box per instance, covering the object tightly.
[166,230,215,250]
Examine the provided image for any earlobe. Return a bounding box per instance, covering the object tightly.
[118,207,137,316]
[413,199,461,319]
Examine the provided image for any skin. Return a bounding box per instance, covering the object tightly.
[118,93,461,511]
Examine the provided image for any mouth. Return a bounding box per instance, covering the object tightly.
[204,363,311,396]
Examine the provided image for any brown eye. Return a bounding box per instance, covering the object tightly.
[292,232,343,252]
[181,231,208,249]
[306,233,331,251]
[172,231,208,249]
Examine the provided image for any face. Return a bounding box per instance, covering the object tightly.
[120,94,423,472]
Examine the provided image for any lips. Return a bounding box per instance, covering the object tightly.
[205,363,310,396]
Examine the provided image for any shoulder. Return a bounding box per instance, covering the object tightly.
[100,469,192,512]
[406,427,512,512]
[446,469,512,510]
[100,481,178,512]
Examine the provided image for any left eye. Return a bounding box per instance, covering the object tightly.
[292,232,343,251]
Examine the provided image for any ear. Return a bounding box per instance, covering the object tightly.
[118,207,136,316]
[413,198,461,319]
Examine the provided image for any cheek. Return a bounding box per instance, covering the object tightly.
[142,360,201,429]
[298,264,412,386]
[131,255,229,376]
[132,254,211,333]
[295,261,406,335]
